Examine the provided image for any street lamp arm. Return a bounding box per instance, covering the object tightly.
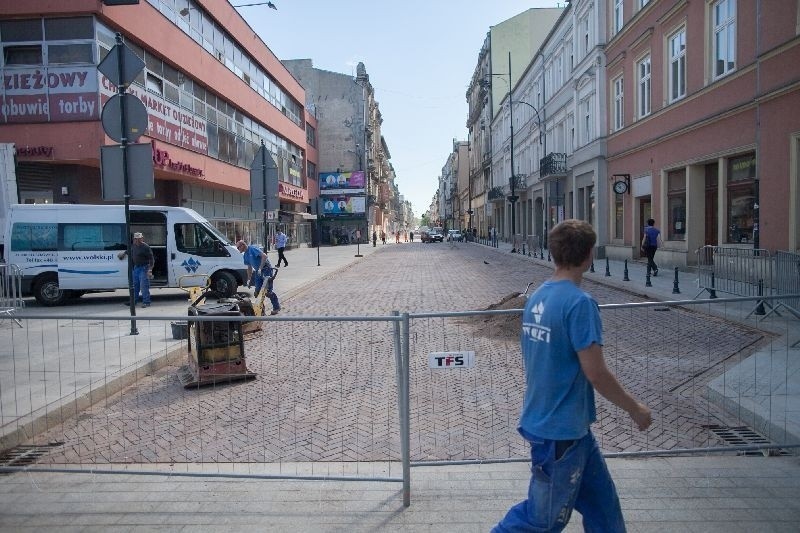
[231,1,278,8]
[512,100,543,145]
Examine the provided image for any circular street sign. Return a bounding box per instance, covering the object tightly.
[101,93,149,143]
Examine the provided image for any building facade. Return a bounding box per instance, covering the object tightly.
[0,0,317,246]
[605,0,800,266]
[283,59,397,244]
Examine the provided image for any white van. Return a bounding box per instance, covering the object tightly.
[5,204,247,306]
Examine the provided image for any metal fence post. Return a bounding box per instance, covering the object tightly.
[393,311,411,507]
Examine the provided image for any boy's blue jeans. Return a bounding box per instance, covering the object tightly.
[493,431,625,532]
[132,264,151,304]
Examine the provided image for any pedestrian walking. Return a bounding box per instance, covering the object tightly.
[236,239,280,315]
[395,231,400,244]
[372,230,377,247]
[120,231,153,307]
[641,218,663,276]
[493,219,652,532]
[275,228,289,267]
[381,231,386,245]
[409,231,414,242]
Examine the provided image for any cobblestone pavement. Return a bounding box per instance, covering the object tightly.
[32,242,769,465]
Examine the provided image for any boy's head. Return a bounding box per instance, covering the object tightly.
[548,219,596,267]
[647,218,655,226]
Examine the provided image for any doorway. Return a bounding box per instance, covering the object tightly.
[638,197,651,258]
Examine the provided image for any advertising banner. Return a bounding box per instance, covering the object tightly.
[319,171,365,193]
[1,66,99,123]
[99,73,209,156]
[321,195,366,217]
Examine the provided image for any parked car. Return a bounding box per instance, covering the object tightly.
[421,229,443,243]
[447,229,463,242]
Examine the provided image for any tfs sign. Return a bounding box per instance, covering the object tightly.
[428,351,475,369]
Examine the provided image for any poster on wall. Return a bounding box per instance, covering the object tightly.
[322,195,366,217]
[319,170,365,193]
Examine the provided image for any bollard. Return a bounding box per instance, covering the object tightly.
[623,259,630,281]
[605,257,611,277]
[540,247,544,260]
[645,264,652,287]
[590,260,595,273]
[755,279,766,315]
[547,250,551,262]
[672,267,681,294]
[709,272,718,299]
[522,242,526,255]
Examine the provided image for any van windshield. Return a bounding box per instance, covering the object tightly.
[201,222,232,245]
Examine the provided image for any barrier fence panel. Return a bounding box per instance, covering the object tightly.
[774,251,800,317]
[0,313,405,483]
[0,264,24,327]
[408,296,797,464]
[696,246,774,298]
[0,296,797,501]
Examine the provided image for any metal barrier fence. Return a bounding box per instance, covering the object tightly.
[696,247,800,319]
[0,264,24,327]
[0,295,797,506]
[774,251,800,317]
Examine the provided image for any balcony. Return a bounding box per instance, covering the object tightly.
[540,153,568,178]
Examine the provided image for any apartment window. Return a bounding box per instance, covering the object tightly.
[580,15,590,57]
[613,76,624,131]
[667,169,687,240]
[583,98,592,144]
[638,54,652,118]
[613,0,624,35]
[639,0,651,8]
[712,0,736,78]
[146,73,164,96]
[668,27,687,102]
[3,45,42,65]
[306,123,316,147]
[726,153,756,243]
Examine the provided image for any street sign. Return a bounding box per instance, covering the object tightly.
[250,144,279,212]
[101,93,148,143]
[100,143,154,201]
[97,43,145,88]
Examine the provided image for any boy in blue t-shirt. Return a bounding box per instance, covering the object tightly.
[236,240,280,315]
[494,219,652,532]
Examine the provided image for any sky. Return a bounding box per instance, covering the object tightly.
[238,0,559,218]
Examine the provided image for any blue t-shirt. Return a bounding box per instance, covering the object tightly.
[643,226,660,247]
[518,279,602,440]
[275,232,288,248]
[242,245,272,275]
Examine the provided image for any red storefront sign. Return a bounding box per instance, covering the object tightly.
[151,140,204,177]
[279,182,307,203]
[1,67,99,123]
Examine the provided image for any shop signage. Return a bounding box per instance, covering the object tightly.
[151,140,204,177]
[99,74,209,156]
[1,66,99,123]
[278,182,307,202]
[16,145,53,157]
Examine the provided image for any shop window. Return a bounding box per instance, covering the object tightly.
[0,19,43,41]
[667,169,686,240]
[3,45,42,65]
[44,17,93,40]
[48,43,93,64]
[726,153,756,243]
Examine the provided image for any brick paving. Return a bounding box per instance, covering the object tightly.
[30,242,769,465]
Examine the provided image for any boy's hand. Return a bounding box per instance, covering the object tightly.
[629,403,652,431]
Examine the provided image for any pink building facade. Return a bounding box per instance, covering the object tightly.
[604,0,800,267]
[0,0,317,243]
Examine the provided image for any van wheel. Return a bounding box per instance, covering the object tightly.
[211,271,237,297]
[34,274,71,306]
